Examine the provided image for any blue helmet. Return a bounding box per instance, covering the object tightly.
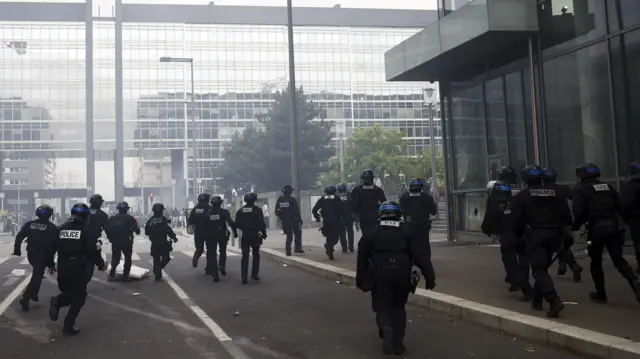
[70,203,90,222]
[197,193,211,203]
[210,196,223,206]
[325,185,337,195]
[521,165,543,181]
[379,201,402,220]
[576,163,601,179]
[542,168,557,184]
[244,192,258,203]
[117,201,130,213]
[35,205,53,219]
[629,162,640,179]
[360,169,374,185]
[409,178,423,192]
[492,181,511,195]
[337,183,348,193]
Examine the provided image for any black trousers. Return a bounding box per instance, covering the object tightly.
[205,234,228,276]
[56,259,88,327]
[527,230,559,304]
[323,224,342,252]
[372,268,411,347]
[629,220,640,266]
[111,241,133,278]
[339,219,355,251]
[499,231,529,288]
[588,230,637,294]
[23,252,46,300]
[240,236,261,279]
[282,220,302,253]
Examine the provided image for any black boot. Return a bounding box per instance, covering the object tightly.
[382,326,394,355]
[48,297,60,322]
[393,343,406,355]
[589,291,608,303]
[251,275,261,282]
[285,251,292,257]
[295,249,305,254]
[213,275,220,282]
[547,298,565,318]
[531,301,543,311]
[109,267,116,278]
[31,295,39,302]
[219,268,227,276]
[192,252,200,268]
[571,264,583,283]
[242,277,248,285]
[326,248,335,260]
[19,297,29,312]
[63,325,80,336]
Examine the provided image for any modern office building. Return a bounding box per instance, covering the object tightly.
[0,1,442,208]
[385,0,640,241]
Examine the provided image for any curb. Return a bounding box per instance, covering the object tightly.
[259,247,640,359]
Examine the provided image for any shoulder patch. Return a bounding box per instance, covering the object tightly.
[30,223,47,231]
[530,189,556,197]
[210,214,221,220]
[593,184,610,192]
[195,208,204,213]
[380,220,400,227]
[242,207,253,213]
[150,218,163,225]
[409,192,421,197]
[279,202,290,208]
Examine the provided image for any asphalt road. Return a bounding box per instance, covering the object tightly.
[0,236,582,359]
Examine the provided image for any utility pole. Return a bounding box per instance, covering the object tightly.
[286,0,300,200]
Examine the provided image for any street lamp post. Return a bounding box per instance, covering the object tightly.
[160,56,198,200]
[423,87,438,204]
[286,0,300,200]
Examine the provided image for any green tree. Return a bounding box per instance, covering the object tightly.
[220,85,333,192]
[409,148,446,190]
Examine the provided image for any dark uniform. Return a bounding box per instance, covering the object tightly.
[47,203,107,335]
[106,201,141,281]
[208,196,238,281]
[86,194,109,283]
[145,203,177,281]
[621,161,640,273]
[356,201,435,355]
[510,165,570,317]
[312,185,346,260]
[542,167,583,282]
[572,163,640,303]
[13,205,59,311]
[352,169,387,232]
[235,193,266,284]
[188,193,212,268]
[482,181,531,299]
[337,183,355,252]
[275,185,304,255]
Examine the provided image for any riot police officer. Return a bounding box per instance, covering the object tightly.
[47,203,107,335]
[188,193,212,269]
[573,163,640,303]
[352,169,387,233]
[13,205,59,311]
[621,161,640,273]
[482,181,531,299]
[145,203,178,281]
[275,185,304,256]
[542,167,583,282]
[208,196,238,281]
[235,193,267,284]
[399,178,437,270]
[312,185,346,260]
[337,183,355,252]
[356,201,435,355]
[86,194,109,283]
[510,165,570,317]
[106,201,141,282]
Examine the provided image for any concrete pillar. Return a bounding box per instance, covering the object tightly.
[114,0,125,201]
[171,149,187,209]
[85,0,95,196]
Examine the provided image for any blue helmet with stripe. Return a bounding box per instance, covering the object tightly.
[379,201,402,220]
[337,183,348,193]
[244,192,258,203]
[492,181,511,195]
[35,204,53,219]
[70,203,90,222]
[576,163,601,179]
[409,178,423,192]
[325,185,337,195]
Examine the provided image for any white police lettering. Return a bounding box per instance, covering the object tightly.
[89,209,97,215]
[243,207,253,213]
[279,202,290,208]
[529,189,555,197]
[30,223,47,231]
[195,209,204,213]
[362,185,374,190]
[409,193,421,197]
[59,230,82,240]
[325,195,334,199]
[593,184,610,192]
[380,220,400,227]
[511,189,521,195]
[210,214,221,220]
[511,184,522,196]
[339,195,347,200]
[150,218,163,225]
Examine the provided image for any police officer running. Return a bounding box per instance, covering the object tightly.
[208,196,238,281]
[47,203,107,335]
[399,178,437,277]
[542,167,583,282]
[352,169,387,233]
[275,185,304,256]
[13,205,59,311]
[235,193,267,284]
[145,203,178,282]
[106,201,141,282]
[188,193,212,270]
[621,161,640,273]
[572,163,640,303]
[510,165,570,317]
[312,185,346,260]
[337,183,355,252]
[356,201,435,355]
[86,194,109,283]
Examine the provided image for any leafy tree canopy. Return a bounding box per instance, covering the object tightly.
[220,85,333,192]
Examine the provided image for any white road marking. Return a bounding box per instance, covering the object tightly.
[2,276,19,287]
[0,274,31,316]
[131,252,141,261]
[20,258,29,265]
[0,257,8,265]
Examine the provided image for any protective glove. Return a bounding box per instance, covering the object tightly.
[355,222,360,232]
[172,237,178,243]
[98,263,108,272]
[314,217,321,223]
[233,232,239,238]
[12,248,21,257]
[96,239,103,251]
[48,267,56,275]
[425,278,436,290]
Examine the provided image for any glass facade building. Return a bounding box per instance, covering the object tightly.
[385,0,640,239]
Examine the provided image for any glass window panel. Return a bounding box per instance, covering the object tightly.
[538,0,607,56]
[454,192,487,232]
[505,70,528,174]
[610,29,640,176]
[450,83,488,190]
[485,78,508,157]
[607,0,640,32]
[543,42,615,182]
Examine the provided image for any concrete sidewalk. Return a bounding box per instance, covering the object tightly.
[257,229,640,359]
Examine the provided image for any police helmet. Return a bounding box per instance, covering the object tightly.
[628,162,640,179]
[542,168,557,184]
[152,202,165,214]
[197,193,211,203]
[498,166,517,181]
[117,201,130,213]
[521,165,544,182]
[282,185,294,195]
[492,181,511,196]
[35,204,53,219]
[408,178,424,192]
[70,203,90,222]
[360,169,374,185]
[337,183,348,193]
[244,192,258,204]
[325,185,337,195]
[575,163,601,180]
[89,194,104,207]
[210,196,223,206]
[378,201,402,220]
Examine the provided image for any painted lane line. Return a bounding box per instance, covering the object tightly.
[20,257,29,265]
[2,276,20,287]
[0,274,32,316]
[0,257,8,265]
